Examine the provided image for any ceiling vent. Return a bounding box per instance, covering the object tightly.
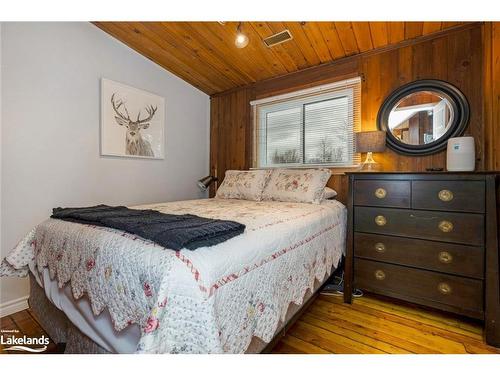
[263,30,293,47]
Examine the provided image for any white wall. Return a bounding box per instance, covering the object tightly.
[0,22,210,310]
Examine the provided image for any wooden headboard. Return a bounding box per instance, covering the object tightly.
[327,174,349,205]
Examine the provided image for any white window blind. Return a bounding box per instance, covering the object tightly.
[252,77,361,168]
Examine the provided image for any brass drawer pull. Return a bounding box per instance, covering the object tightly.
[438,220,454,233]
[374,242,386,253]
[438,282,452,295]
[375,215,387,226]
[374,270,386,280]
[438,189,454,202]
[374,188,387,199]
[438,251,453,264]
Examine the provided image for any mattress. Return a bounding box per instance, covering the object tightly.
[4,198,347,353]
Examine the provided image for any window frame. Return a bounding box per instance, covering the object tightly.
[252,77,361,169]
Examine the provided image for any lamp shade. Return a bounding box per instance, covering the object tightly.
[355,131,386,153]
[197,175,217,191]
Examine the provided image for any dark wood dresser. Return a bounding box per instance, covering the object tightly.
[344,172,500,347]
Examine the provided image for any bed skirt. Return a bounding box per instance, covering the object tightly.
[29,275,108,354]
[28,271,331,354]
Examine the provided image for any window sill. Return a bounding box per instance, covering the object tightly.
[250,165,361,175]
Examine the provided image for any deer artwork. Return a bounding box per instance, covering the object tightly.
[111,93,158,157]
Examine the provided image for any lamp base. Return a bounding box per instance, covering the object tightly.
[359,152,382,172]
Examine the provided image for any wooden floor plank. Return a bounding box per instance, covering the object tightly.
[26,309,43,327]
[290,320,386,354]
[1,309,59,354]
[9,309,59,353]
[278,334,331,354]
[300,314,411,353]
[310,299,469,353]
[10,310,41,337]
[348,295,483,337]
[319,297,500,353]
[0,315,17,330]
[270,293,500,354]
[271,341,307,354]
[306,309,435,353]
[0,316,17,353]
[462,341,500,354]
[0,315,24,354]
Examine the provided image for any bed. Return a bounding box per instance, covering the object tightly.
[2,197,346,353]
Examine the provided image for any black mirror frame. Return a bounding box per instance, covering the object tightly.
[377,79,470,156]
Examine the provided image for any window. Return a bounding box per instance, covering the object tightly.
[252,77,361,168]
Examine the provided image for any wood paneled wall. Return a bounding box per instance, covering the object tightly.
[484,23,500,171]
[210,87,254,196]
[210,24,493,203]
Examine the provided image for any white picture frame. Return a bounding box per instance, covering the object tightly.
[101,78,165,159]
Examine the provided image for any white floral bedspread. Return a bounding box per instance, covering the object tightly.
[1,198,346,353]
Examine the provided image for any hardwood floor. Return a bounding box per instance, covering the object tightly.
[0,309,60,354]
[1,293,499,354]
[271,293,500,354]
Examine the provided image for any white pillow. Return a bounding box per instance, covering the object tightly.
[216,169,272,201]
[261,168,332,204]
[323,187,338,199]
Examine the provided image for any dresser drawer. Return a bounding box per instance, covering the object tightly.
[354,206,484,246]
[353,180,410,208]
[354,258,484,317]
[412,180,485,213]
[354,232,484,279]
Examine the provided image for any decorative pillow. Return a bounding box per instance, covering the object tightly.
[216,169,272,201]
[323,187,338,200]
[261,168,332,204]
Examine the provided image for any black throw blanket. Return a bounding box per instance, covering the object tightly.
[51,205,245,251]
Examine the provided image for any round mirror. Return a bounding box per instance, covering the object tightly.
[377,80,469,156]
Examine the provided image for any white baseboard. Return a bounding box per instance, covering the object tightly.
[0,295,29,318]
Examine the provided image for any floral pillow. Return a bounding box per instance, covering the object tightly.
[216,169,272,201]
[322,187,338,200]
[261,168,332,204]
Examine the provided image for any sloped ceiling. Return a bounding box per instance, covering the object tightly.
[94,22,470,95]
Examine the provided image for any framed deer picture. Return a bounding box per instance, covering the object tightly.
[101,78,165,159]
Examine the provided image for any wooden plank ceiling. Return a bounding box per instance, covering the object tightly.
[94,22,468,95]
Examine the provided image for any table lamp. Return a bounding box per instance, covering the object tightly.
[197,175,218,191]
[355,131,386,171]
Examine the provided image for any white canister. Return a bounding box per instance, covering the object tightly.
[446,136,475,172]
